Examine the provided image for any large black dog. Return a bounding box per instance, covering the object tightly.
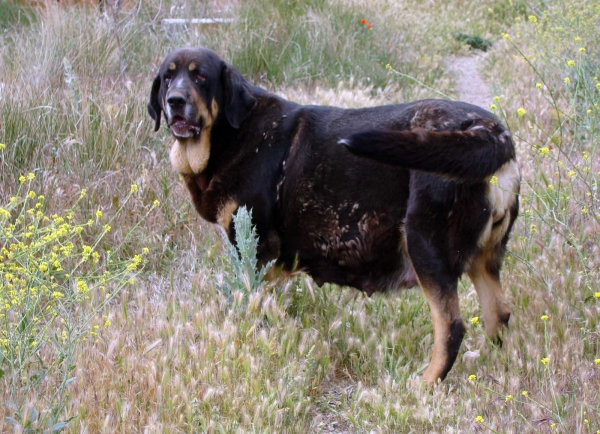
[148,47,520,384]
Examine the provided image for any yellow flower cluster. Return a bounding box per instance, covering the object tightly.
[1,177,153,361]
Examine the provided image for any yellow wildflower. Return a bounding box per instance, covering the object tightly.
[541,314,549,321]
[468,374,476,381]
[517,108,526,116]
[567,60,575,67]
[505,394,513,402]
[471,317,479,325]
[130,184,138,194]
[475,416,484,423]
[541,357,549,365]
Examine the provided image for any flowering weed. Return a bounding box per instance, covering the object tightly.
[0,173,156,430]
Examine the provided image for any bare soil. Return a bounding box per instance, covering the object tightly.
[445,54,491,108]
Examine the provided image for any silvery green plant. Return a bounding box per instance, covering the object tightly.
[218,207,275,304]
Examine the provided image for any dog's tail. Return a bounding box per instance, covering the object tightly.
[339,118,515,182]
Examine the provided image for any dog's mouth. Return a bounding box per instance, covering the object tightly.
[169,116,202,138]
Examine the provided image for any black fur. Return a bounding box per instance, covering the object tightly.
[148,47,520,382]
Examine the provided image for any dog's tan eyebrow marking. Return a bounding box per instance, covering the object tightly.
[188,62,197,71]
[168,62,176,71]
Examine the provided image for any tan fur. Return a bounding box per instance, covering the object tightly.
[211,98,219,118]
[188,62,197,71]
[187,129,212,173]
[217,199,238,232]
[419,277,463,386]
[169,98,218,175]
[169,139,193,174]
[168,62,176,71]
[468,252,511,340]
[264,266,293,283]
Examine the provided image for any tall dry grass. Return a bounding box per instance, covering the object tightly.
[1,0,599,432]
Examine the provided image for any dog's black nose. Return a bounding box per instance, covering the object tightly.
[167,94,186,108]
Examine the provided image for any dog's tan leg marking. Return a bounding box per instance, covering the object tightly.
[420,278,465,386]
[217,199,238,232]
[470,159,518,340]
[264,266,292,283]
[468,255,510,341]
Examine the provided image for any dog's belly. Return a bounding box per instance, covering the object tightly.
[278,167,416,294]
[278,214,418,293]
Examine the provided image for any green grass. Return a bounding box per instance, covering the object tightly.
[0,1,34,30]
[1,0,600,432]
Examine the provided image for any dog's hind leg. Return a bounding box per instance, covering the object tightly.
[468,251,511,344]
[406,228,466,385]
[418,275,465,385]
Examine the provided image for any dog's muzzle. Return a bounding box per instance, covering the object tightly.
[166,91,201,138]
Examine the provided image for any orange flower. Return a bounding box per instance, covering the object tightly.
[366,23,372,30]
[360,19,367,25]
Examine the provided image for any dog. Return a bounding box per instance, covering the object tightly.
[148,47,520,384]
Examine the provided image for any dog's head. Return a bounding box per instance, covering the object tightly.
[148,48,256,173]
[148,47,256,135]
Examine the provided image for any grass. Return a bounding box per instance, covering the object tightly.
[1,0,599,432]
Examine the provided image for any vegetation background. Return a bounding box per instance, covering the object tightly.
[0,0,599,432]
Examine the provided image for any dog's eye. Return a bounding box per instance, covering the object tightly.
[164,74,172,86]
[196,74,207,83]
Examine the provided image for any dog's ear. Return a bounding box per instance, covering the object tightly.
[148,74,162,132]
[222,64,256,129]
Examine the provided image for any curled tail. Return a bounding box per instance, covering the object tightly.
[339,118,515,182]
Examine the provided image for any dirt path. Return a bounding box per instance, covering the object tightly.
[445,54,491,108]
